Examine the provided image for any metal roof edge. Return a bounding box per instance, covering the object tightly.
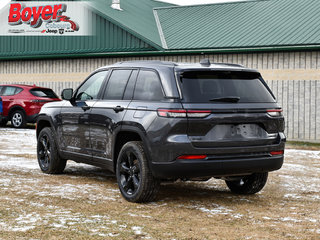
[153,0,272,10]
[153,9,168,49]
[176,44,320,53]
[1,44,320,61]
[86,4,164,51]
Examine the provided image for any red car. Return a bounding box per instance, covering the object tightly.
[0,84,60,128]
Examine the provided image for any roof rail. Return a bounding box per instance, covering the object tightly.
[115,60,178,66]
[214,63,245,68]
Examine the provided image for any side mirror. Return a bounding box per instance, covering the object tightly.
[61,88,73,101]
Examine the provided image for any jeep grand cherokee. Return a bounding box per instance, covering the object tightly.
[36,60,285,202]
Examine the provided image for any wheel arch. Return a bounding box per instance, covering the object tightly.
[36,115,55,139]
[112,126,151,173]
[9,106,26,118]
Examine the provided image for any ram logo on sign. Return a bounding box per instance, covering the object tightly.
[0,1,90,36]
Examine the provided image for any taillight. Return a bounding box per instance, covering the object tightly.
[267,109,283,117]
[157,109,211,118]
[157,109,187,118]
[177,155,207,160]
[187,110,211,118]
[270,150,284,156]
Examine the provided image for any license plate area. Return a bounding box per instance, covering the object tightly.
[229,124,263,139]
[201,124,272,141]
[189,124,278,148]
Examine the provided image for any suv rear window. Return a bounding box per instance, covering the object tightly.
[179,71,275,103]
[30,88,58,99]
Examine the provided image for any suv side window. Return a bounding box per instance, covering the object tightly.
[103,69,132,100]
[123,70,138,100]
[76,71,108,101]
[133,70,164,101]
[1,87,23,96]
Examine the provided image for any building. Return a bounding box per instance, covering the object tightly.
[0,0,320,141]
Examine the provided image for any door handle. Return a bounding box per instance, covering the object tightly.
[82,106,91,111]
[113,106,124,113]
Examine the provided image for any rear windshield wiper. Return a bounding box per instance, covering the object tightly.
[209,96,240,103]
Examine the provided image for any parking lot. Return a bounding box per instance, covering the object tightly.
[0,127,319,240]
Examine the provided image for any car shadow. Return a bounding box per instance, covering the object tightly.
[159,182,237,201]
[64,163,116,181]
[1,123,36,130]
[61,163,262,203]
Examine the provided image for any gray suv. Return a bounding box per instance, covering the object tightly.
[36,60,286,202]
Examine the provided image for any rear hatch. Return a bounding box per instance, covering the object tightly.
[177,70,284,148]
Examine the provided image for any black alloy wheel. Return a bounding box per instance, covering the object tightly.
[38,134,51,171]
[116,141,159,203]
[37,127,66,174]
[118,151,141,196]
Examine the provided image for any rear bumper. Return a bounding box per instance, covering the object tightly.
[151,155,284,179]
[149,133,286,179]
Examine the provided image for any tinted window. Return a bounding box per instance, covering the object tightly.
[180,71,275,103]
[123,70,138,100]
[133,70,164,101]
[30,88,58,98]
[76,71,108,101]
[1,87,23,96]
[103,70,132,100]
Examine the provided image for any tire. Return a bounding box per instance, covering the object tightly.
[116,141,159,203]
[11,110,26,128]
[37,127,66,174]
[0,119,7,127]
[225,172,268,194]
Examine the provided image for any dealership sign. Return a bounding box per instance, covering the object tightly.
[0,1,91,36]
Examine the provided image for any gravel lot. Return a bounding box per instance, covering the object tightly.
[0,128,319,239]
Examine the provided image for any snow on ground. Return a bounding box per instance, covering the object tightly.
[0,127,319,239]
[0,128,37,170]
[0,127,319,183]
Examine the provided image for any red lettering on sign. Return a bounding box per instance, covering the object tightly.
[8,3,66,28]
[53,4,63,19]
[31,6,44,26]
[21,7,32,22]
[8,3,22,25]
[42,5,53,21]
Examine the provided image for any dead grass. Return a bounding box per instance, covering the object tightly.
[1,163,319,239]
[286,141,320,150]
[0,129,319,239]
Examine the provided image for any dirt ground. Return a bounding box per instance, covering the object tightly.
[0,128,319,240]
